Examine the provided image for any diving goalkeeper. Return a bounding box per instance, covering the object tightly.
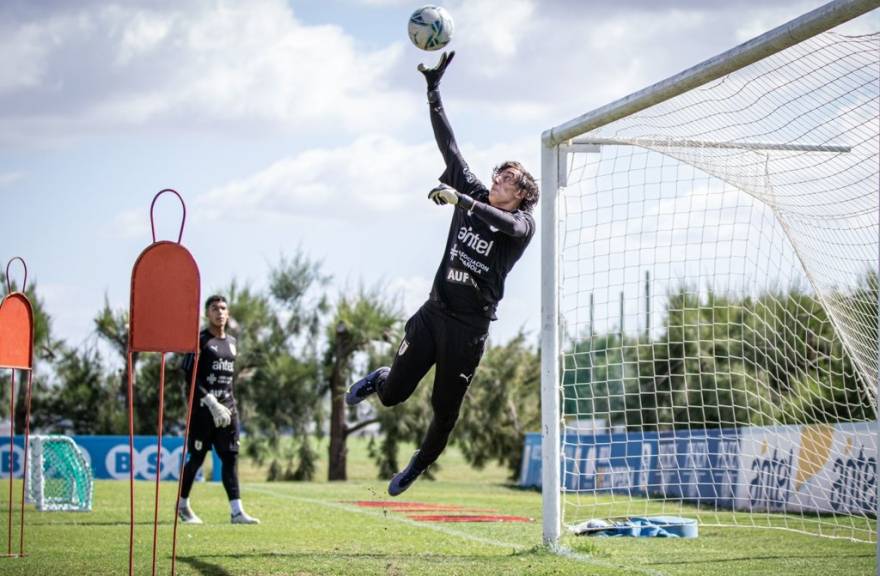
[346,51,538,496]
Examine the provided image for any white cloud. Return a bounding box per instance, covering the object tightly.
[463,98,551,124]
[0,18,67,93]
[732,1,856,42]
[0,0,417,143]
[193,134,439,223]
[387,274,433,316]
[192,131,537,223]
[432,1,874,131]
[4,0,866,148]
[113,8,175,66]
[448,0,536,62]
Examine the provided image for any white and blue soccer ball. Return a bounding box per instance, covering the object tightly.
[408,5,454,51]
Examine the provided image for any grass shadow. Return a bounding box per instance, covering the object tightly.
[176,556,235,576]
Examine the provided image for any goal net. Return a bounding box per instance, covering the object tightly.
[27,435,93,512]
[542,19,879,544]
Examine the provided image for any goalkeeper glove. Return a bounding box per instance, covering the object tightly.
[428,184,459,206]
[418,50,455,92]
[202,393,232,428]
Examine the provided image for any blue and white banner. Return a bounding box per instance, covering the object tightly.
[519,422,876,515]
[0,435,220,481]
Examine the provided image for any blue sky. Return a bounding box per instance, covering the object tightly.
[1,0,877,352]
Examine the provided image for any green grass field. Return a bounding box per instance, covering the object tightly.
[0,438,873,575]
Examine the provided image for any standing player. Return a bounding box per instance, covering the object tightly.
[346,51,539,496]
[177,295,260,525]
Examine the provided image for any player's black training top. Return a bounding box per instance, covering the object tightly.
[427,89,535,324]
[182,329,238,411]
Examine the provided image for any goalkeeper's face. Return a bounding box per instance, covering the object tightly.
[489,167,525,211]
[206,300,229,331]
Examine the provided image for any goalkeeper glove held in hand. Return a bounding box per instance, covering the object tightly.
[202,393,232,428]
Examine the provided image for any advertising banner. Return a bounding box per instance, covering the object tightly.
[0,435,220,481]
[519,421,876,515]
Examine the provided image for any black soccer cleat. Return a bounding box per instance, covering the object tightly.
[345,367,389,406]
[388,450,426,497]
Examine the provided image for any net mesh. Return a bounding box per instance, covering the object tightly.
[557,32,879,542]
[27,435,93,512]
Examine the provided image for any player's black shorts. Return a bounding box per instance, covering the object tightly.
[187,407,240,454]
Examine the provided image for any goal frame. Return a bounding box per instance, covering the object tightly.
[26,435,93,512]
[539,0,880,550]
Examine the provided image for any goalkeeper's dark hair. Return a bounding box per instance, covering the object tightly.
[494,161,539,212]
[205,294,227,310]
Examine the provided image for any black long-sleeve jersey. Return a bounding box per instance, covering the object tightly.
[427,89,535,323]
[182,329,237,411]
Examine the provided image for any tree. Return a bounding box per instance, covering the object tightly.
[324,287,400,481]
[230,253,330,481]
[93,296,131,394]
[42,344,125,434]
[567,281,877,436]
[93,298,186,435]
[454,332,541,479]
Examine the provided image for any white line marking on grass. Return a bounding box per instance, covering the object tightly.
[247,484,669,576]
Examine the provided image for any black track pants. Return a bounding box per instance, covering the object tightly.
[377,301,488,468]
[180,447,241,501]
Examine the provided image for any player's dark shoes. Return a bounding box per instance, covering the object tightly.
[346,367,389,406]
[388,450,426,497]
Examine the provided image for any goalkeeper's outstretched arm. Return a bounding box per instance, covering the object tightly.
[420,52,484,198]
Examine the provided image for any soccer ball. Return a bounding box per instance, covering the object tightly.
[408,6,454,51]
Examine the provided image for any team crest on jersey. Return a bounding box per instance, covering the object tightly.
[194,440,203,451]
[229,342,236,356]
[398,338,409,356]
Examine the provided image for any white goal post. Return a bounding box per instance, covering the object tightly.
[540,0,880,552]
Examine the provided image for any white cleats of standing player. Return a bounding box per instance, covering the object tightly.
[178,504,203,525]
[231,510,261,524]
